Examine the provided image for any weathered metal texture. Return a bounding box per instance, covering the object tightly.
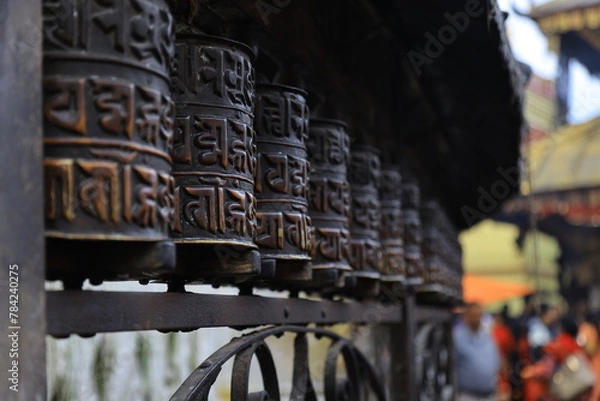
[306,118,352,286]
[415,323,455,401]
[170,33,260,280]
[43,0,177,281]
[0,1,46,399]
[418,199,464,304]
[170,326,386,401]
[420,201,442,286]
[253,83,312,281]
[348,146,383,296]
[46,291,403,336]
[379,167,406,283]
[402,176,424,285]
[449,236,464,301]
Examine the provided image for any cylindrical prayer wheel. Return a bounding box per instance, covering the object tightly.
[253,83,312,282]
[420,200,442,285]
[379,167,406,284]
[418,200,449,303]
[402,176,424,285]
[348,146,383,297]
[170,34,259,281]
[43,0,177,283]
[306,119,352,287]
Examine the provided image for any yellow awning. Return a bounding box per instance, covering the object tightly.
[524,117,600,194]
[459,220,561,311]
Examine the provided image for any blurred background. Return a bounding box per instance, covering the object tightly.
[461,0,600,315]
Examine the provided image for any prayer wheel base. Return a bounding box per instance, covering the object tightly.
[251,259,313,289]
[346,274,381,300]
[416,283,454,305]
[174,244,261,284]
[271,260,312,284]
[302,268,350,293]
[46,238,176,285]
[379,277,406,300]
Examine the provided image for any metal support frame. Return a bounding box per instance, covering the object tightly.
[0,1,45,400]
[46,291,404,337]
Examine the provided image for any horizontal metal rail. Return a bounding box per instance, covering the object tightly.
[46,290,415,337]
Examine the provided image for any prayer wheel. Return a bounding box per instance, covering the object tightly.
[170,33,260,282]
[379,167,406,284]
[43,0,177,284]
[348,146,383,298]
[306,118,352,288]
[253,82,312,283]
[402,176,424,285]
[418,200,448,303]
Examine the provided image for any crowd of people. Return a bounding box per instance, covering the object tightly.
[454,297,600,401]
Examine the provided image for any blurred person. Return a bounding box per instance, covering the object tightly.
[522,305,560,401]
[492,307,517,401]
[521,315,591,401]
[454,302,501,401]
[529,305,561,359]
[578,313,600,400]
[513,320,532,401]
[515,294,537,335]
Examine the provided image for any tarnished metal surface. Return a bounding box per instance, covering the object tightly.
[0,1,46,399]
[379,167,406,284]
[46,291,403,336]
[306,118,352,287]
[43,0,177,280]
[254,83,312,282]
[170,325,386,401]
[420,200,443,287]
[402,176,424,285]
[171,33,259,279]
[348,147,383,296]
[419,200,463,303]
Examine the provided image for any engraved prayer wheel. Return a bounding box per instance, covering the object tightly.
[43,0,177,283]
[379,167,406,286]
[402,176,424,285]
[420,201,441,285]
[450,231,464,302]
[170,33,260,281]
[306,118,352,288]
[348,146,383,298]
[254,83,312,283]
[418,200,448,303]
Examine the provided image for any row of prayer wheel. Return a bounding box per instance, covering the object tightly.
[41,0,462,300]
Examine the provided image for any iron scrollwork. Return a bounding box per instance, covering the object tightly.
[170,325,386,401]
[415,323,454,401]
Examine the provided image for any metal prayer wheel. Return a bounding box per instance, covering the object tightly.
[306,118,352,287]
[402,176,424,285]
[170,34,259,281]
[418,200,449,303]
[421,201,442,285]
[348,146,383,297]
[379,167,406,284]
[253,83,312,282]
[43,0,177,283]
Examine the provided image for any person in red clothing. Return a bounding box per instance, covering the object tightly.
[578,313,600,401]
[521,315,592,401]
[492,310,517,401]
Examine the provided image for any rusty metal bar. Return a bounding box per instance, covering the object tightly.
[0,1,46,400]
[46,291,405,337]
